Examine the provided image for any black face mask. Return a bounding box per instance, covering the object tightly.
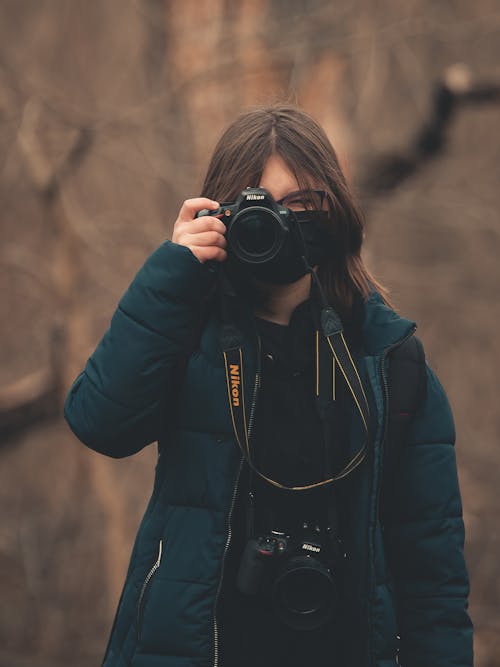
[229,211,334,287]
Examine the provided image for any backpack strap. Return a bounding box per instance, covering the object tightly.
[380,335,427,523]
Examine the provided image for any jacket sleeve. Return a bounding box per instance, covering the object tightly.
[64,240,217,458]
[386,363,473,667]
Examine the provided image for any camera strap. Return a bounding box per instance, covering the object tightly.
[220,291,370,493]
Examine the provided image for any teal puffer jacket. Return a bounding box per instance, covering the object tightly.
[64,240,473,667]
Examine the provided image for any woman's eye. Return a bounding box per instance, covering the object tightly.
[286,198,309,210]
[284,196,315,210]
[282,191,324,210]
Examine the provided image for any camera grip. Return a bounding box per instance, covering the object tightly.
[236,538,275,596]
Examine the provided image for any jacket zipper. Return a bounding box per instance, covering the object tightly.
[136,539,163,640]
[366,327,416,665]
[376,326,417,522]
[213,334,262,667]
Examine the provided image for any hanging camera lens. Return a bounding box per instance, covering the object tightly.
[236,525,341,631]
[272,551,338,631]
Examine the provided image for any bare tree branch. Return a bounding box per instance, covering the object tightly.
[360,64,500,196]
[2,97,94,440]
[0,325,64,441]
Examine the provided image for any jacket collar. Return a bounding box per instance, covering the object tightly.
[216,270,415,359]
[361,291,416,355]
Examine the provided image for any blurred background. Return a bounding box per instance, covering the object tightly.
[0,1,499,665]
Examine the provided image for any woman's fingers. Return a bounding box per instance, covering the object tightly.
[186,216,227,234]
[172,197,228,263]
[179,229,227,262]
[173,216,226,242]
[173,218,226,249]
[177,198,220,223]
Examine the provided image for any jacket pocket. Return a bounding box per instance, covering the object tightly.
[136,539,164,641]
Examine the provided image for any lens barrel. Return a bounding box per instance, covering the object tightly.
[272,554,338,631]
[228,206,288,264]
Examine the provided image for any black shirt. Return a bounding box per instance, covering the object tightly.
[218,296,364,667]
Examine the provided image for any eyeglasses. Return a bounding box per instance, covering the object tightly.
[275,189,327,211]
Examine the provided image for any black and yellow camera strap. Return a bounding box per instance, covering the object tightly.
[221,303,370,492]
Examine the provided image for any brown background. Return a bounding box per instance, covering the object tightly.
[0,1,499,665]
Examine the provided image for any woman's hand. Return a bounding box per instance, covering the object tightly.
[171,198,227,264]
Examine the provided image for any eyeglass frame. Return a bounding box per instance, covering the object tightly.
[275,189,328,210]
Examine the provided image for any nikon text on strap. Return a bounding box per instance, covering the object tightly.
[220,282,371,492]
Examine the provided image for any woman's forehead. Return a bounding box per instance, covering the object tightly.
[258,154,319,199]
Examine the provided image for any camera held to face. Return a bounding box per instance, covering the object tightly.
[236,522,342,631]
[197,187,299,266]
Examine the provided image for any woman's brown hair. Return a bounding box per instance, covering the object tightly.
[200,104,391,317]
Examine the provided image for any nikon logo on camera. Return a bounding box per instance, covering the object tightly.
[245,194,265,200]
[229,364,241,406]
[302,543,321,554]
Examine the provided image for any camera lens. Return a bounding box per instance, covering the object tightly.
[229,207,286,264]
[272,556,337,631]
[278,568,328,614]
[238,211,277,254]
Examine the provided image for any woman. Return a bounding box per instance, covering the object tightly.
[64,105,473,667]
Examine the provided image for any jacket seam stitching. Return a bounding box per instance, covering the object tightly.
[84,368,161,414]
[117,303,184,340]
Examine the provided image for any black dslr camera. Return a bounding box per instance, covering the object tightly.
[236,522,341,631]
[196,187,302,266]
